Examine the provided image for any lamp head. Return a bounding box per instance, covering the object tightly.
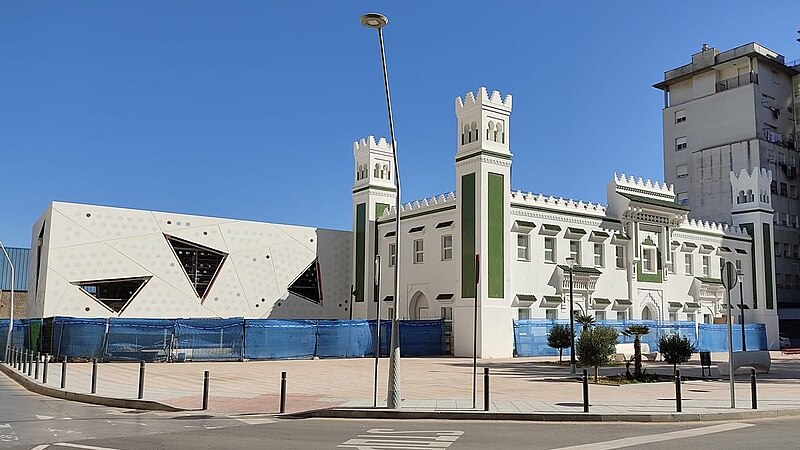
[566,257,576,268]
[737,270,744,282]
[360,13,388,29]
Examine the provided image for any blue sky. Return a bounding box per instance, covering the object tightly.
[1,1,798,247]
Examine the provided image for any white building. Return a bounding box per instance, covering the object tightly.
[28,86,781,356]
[351,87,780,356]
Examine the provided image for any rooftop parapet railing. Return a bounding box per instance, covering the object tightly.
[715,72,758,93]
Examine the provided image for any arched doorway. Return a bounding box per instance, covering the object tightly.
[642,304,657,321]
[409,292,429,320]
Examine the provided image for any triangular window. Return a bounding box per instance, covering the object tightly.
[76,277,151,313]
[165,235,227,299]
[287,258,323,305]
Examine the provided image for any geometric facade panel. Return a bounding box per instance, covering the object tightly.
[287,258,323,305]
[165,235,227,300]
[75,276,151,314]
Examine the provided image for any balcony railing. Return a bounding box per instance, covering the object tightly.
[715,72,758,93]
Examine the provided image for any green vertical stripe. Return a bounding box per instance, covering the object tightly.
[488,172,504,298]
[461,173,476,298]
[375,203,389,219]
[763,223,773,309]
[741,223,757,309]
[355,203,366,302]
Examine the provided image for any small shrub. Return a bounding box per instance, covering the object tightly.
[547,324,572,364]
[659,334,696,374]
[576,325,618,381]
[575,313,596,329]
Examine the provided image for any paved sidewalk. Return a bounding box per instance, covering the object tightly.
[4,352,800,418]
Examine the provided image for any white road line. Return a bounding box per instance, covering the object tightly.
[50,443,121,450]
[338,429,463,449]
[549,422,754,450]
[0,423,19,443]
[30,445,50,450]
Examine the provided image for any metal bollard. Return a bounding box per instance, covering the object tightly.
[91,359,98,394]
[483,367,490,412]
[675,369,682,413]
[582,369,589,413]
[35,352,40,380]
[13,348,18,370]
[27,350,33,376]
[42,355,49,384]
[751,368,758,410]
[138,361,145,400]
[202,371,210,411]
[279,371,287,414]
[61,360,67,389]
[22,350,27,373]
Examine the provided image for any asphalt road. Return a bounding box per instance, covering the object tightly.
[3,372,800,450]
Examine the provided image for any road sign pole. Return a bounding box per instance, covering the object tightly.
[722,260,737,409]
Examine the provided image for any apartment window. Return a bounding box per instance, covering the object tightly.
[791,185,798,199]
[794,245,799,259]
[544,237,556,263]
[687,313,696,323]
[593,243,604,268]
[675,136,687,150]
[617,311,628,321]
[615,246,625,269]
[784,243,791,257]
[676,164,688,178]
[669,251,677,274]
[771,180,777,194]
[388,243,396,267]
[787,274,794,289]
[735,259,742,271]
[441,235,453,261]
[676,192,689,206]
[675,110,686,123]
[518,308,530,320]
[642,248,655,272]
[669,312,677,322]
[783,213,790,226]
[413,239,424,264]
[702,255,710,276]
[595,311,606,321]
[569,240,581,265]
[684,254,693,275]
[775,242,781,258]
[517,233,530,261]
[780,182,788,196]
[545,309,558,321]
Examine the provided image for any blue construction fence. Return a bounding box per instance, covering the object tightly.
[0,317,444,362]
[513,319,767,357]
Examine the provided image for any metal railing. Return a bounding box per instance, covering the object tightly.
[716,72,758,93]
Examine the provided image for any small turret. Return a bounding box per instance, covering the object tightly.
[353,135,395,190]
[730,167,772,212]
[454,87,512,156]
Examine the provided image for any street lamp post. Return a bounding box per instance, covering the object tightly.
[0,241,14,364]
[360,12,403,409]
[737,270,745,351]
[566,257,576,375]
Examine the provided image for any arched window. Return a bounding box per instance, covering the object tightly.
[382,164,389,180]
[374,163,380,178]
[737,190,745,204]
[462,124,469,145]
[487,121,495,141]
[357,164,362,180]
[495,122,504,143]
[747,189,754,202]
[471,122,478,142]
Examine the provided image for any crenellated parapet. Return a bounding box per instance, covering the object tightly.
[353,135,393,155]
[678,218,750,238]
[380,192,457,219]
[455,87,512,113]
[510,190,606,217]
[612,173,675,200]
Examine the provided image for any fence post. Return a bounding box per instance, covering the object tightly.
[60,360,67,389]
[483,367,490,412]
[279,371,287,413]
[202,371,210,411]
[91,359,98,394]
[750,368,757,409]
[138,361,145,400]
[42,355,49,384]
[582,369,589,413]
[675,369,682,412]
[34,352,40,380]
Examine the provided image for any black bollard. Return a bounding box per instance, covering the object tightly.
[27,350,33,376]
[91,359,98,394]
[138,361,145,400]
[675,369,682,413]
[279,371,287,414]
[22,350,27,373]
[202,371,210,411]
[60,360,67,389]
[34,352,40,380]
[42,355,49,384]
[751,368,758,410]
[13,348,17,370]
[582,369,589,413]
[483,367,490,412]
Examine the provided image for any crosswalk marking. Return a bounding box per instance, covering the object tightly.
[338,429,463,449]
[549,422,754,450]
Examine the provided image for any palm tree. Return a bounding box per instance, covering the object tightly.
[575,312,596,329]
[621,324,650,379]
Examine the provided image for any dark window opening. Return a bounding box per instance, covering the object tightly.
[34,222,45,295]
[165,235,227,299]
[287,258,323,305]
[76,277,150,313]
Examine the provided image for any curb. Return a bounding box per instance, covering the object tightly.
[0,363,185,412]
[287,406,800,423]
